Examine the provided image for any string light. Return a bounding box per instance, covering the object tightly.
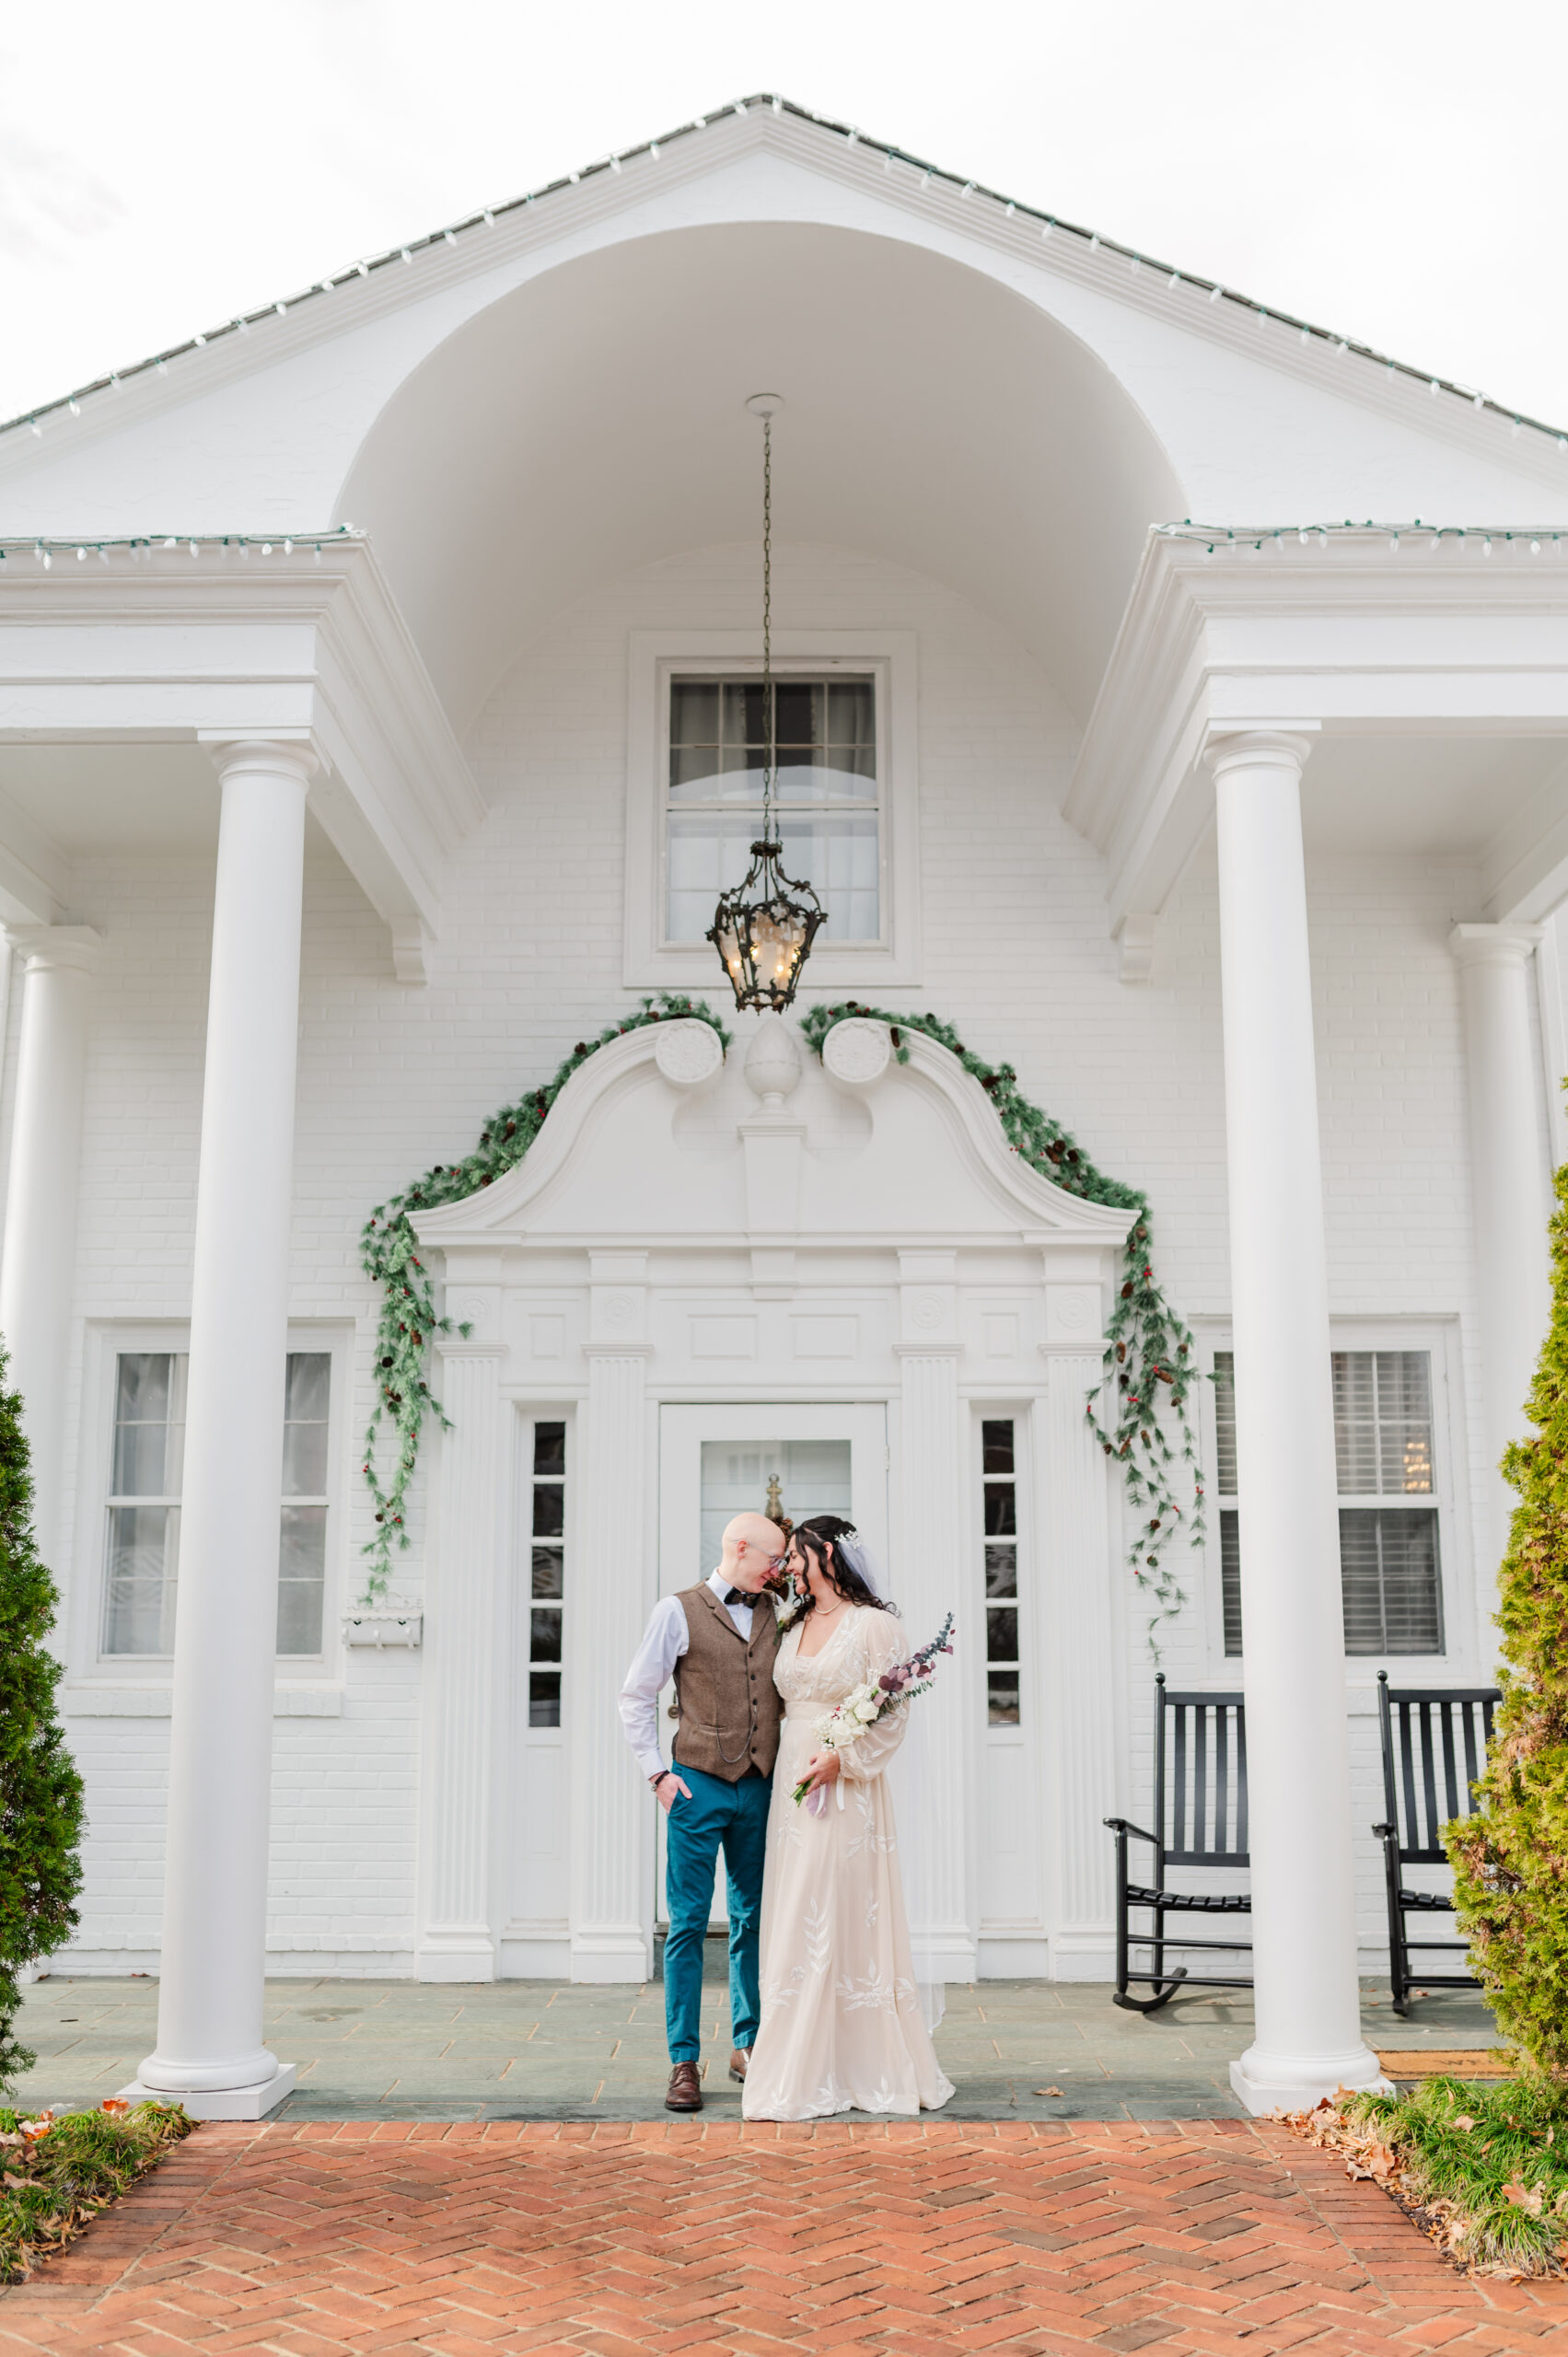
[6,90,1568,470]
[1156,519,1567,558]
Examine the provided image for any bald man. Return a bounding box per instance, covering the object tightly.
[619,1512,787,2110]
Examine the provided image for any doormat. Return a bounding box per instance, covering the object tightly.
[1375,2049,1515,2079]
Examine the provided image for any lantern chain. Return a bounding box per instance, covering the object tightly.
[761,412,774,842]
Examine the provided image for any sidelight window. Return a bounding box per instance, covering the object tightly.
[528,1422,567,1726]
[981,1418,1021,1724]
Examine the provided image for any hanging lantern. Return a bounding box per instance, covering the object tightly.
[707,394,827,1013]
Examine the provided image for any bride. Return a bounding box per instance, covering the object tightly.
[741,1515,955,2121]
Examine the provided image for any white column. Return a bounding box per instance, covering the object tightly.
[1451,923,1551,1591]
[0,926,102,1565]
[1209,729,1383,2114]
[570,1255,652,1980]
[1039,1273,1121,1976]
[416,1331,507,1980]
[896,1253,976,1980]
[127,739,313,2119]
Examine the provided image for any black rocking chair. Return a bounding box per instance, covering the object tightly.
[1374,1670,1499,2017]
[1105,1674,1251,2012]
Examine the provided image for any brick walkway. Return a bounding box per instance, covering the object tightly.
[3,2119,1566,2356]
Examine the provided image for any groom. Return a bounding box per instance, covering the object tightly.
[618,1511,786,2111]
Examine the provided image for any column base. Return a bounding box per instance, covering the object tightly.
[570,1928,651,1984]
[117,2064,296,2120]
[413,1932,498,1983]
[1230,2043,1391,2117]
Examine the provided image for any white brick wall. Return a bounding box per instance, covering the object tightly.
[22,537,1503,1977]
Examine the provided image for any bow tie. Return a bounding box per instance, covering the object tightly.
[722,1586,752,1608]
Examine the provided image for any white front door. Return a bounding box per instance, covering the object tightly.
[656,1403,889,1924]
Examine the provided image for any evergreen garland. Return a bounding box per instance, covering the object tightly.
[358,996,730,1596]
[0,1346,86,2094]
[1445,1157,1568,2075]
[800,1002,1204,1617]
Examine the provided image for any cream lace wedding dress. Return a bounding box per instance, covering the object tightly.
[741,1606,955,2120]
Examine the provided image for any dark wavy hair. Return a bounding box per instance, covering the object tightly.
[792,1514,895,1616]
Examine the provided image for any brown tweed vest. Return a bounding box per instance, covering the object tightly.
[670,1584,782,1782]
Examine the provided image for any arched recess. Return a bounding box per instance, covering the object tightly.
[336,222,1186,733]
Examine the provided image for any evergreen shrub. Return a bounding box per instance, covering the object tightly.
[1445,1164,1568,2076]
[0,1348,85,2092]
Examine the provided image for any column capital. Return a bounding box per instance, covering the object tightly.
[4,923,103,974]
[1450,920,1543,970]
[199,735,320,786]
[1202,726,1318,782]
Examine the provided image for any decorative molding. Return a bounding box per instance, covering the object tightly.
[0,539,482,970]
[569,1349,651,1982]
[654,1016,726,1088]
[1114,913,1157,985]
[390,915,433,985]
[414,1347,507,1980]
[1069,528,1568,935]
[821,1016,893,1088]
[4,924,103,975]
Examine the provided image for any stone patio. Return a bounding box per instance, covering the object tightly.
[8,1967,1501,2123]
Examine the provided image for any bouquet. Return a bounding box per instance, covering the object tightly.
[793,1613,955,1813]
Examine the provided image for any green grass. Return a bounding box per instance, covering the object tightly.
[0,2098,193,2281]
[1341,2076,1568,2275]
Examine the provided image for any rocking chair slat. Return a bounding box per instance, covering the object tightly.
[1375,1672,1499,2019]
[1107,1675,1250,2013]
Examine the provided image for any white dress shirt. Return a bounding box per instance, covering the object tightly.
[619,1571,759,1780]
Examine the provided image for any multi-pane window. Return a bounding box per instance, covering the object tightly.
[666,676,879,945]
[528,1422,566,1727]
[102,1348,331,1658]
[103,1353,186,1656]
[278,1355,331,1655]
[1216,1349,1444,1656]
[981,1419,1020,1724]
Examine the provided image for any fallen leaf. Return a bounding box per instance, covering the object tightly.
[1453,2116,1477,2132]
[1034,2086,1064,2098]
[99,2098,129,2116]
[1503,2178,1544,2217]
[3,2171,29,2189]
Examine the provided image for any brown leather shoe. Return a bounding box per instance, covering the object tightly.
[728,2048,749,2084]
[665,2061,703,2111]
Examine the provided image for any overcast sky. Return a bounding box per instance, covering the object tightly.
[2,0,1563,431]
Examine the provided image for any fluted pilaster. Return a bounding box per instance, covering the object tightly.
[416,1340,508,1978]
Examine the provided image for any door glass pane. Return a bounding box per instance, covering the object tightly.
[698,1439,852,1580]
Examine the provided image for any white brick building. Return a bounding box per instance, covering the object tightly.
[2,97,1565,2117]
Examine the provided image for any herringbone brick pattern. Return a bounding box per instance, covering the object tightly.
[2,2119,1565,2356]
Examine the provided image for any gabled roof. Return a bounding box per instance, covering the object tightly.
[6,93,1566,461]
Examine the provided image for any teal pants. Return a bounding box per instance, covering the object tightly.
[663,1762,772,2063]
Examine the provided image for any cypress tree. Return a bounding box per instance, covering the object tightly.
[1446,1165,1568,2075]
[0,1347,85,2092]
